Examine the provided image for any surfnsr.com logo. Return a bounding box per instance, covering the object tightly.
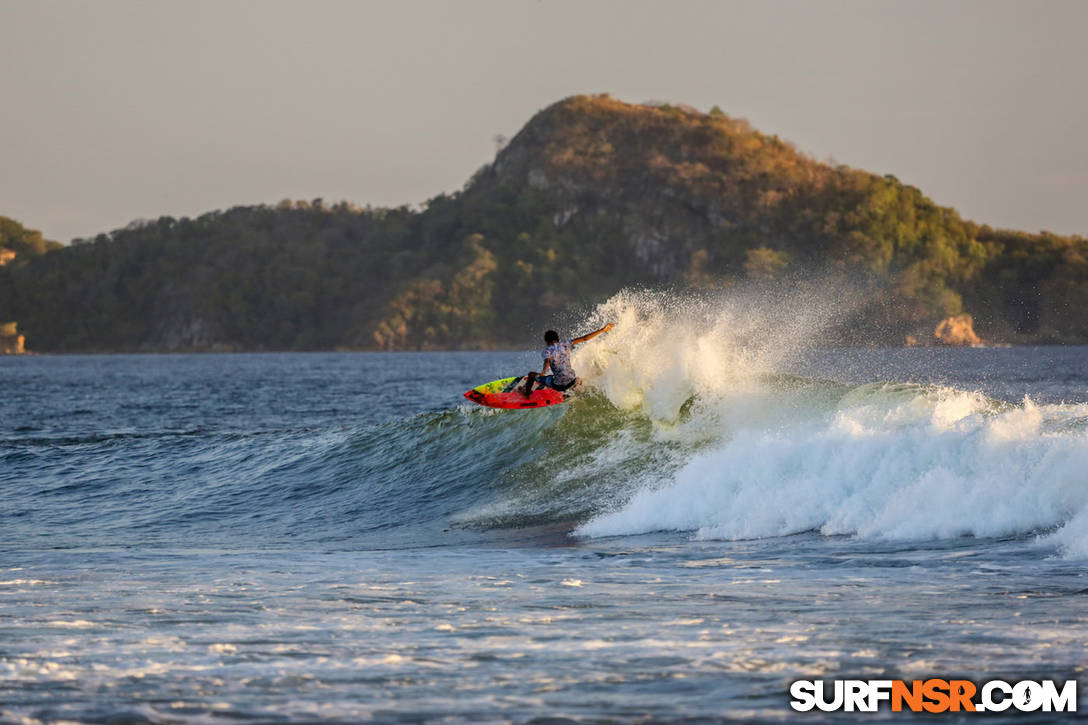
[790,679,1078,713]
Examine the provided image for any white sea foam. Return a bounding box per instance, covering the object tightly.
[572,291,1088,557]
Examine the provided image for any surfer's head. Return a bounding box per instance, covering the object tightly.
[544,330,559,345]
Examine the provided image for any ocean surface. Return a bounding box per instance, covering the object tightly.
[3,296,1088,722]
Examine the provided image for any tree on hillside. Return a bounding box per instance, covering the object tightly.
[0,217,62,258]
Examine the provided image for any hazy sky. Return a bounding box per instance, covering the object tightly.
[2,0,1086,242]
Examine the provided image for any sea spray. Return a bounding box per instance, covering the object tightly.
[571,286,852,422]
[552,290,1088,557]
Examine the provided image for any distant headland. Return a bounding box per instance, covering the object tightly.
[2,94,1085,352]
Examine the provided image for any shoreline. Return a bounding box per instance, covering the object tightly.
[5,341,1087,357]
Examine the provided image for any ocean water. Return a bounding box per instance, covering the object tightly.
[3,293,1088,722]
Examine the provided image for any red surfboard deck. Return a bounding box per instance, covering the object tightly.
[464,376,567,409]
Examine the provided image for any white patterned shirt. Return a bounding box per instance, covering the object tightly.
[542,340,576,384]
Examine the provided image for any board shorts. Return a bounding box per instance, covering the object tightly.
[536,374,577,392]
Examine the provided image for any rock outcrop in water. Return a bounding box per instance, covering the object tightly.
[2,96,1087,351]
[0,322,26,354]
[934,314,982,346]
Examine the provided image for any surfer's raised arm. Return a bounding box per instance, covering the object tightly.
[572,322,614,346]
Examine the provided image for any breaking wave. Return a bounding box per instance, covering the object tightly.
[6,289,1088,558]
[565,291,1088,558]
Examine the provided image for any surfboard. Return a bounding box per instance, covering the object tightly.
[463,376,568,409]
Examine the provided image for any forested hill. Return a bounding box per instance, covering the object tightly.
[2,94,1086,352]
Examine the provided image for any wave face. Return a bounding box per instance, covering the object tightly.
[3,291,1088,557]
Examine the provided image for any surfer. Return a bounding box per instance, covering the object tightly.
[522,323,614,396]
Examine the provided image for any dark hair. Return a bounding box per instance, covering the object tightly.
[544,330,559,344]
